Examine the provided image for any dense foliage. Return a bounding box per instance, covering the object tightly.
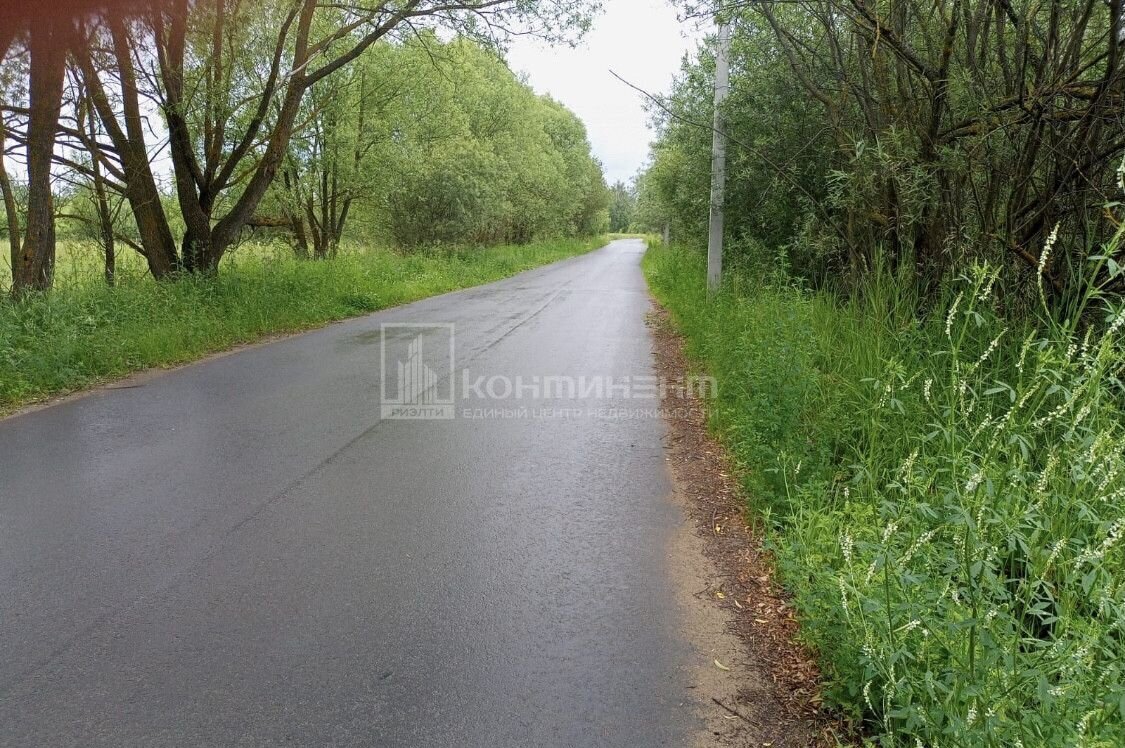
[273,36,609,253]
[607,180,636,233]
[640,1,1125,309]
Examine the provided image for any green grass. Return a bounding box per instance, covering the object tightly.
[0,236,605,411]
[644,239,1125,746]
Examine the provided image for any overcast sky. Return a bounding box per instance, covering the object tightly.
[506,0,705,186]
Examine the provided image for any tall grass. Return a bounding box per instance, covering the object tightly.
[0,237,604,410]
[644,239,1125,746]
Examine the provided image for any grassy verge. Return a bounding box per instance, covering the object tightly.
[1,236,605,411]
[644,240,1125,745]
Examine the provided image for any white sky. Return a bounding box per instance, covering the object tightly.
[506,0,704,186]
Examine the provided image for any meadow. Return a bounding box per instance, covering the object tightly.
[0,237,605,411]
[644,239,1125,746]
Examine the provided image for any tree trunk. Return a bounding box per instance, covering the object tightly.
[181,229,221,274]
[0,114,21,278]
[100,205,116,286]
[12,16,66,295]
[76,35,180,279]
[86,104,116,286]
[208,0,317,261]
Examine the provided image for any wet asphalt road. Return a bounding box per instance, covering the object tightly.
[0,239,697,746]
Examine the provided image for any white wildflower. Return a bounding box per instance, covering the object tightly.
[1033,399,1069,428]
[977,268,998,303]
[1037,455,1057,495]
[1097,463,1119,494]
[1017,383,1039,410]
[946,292,964,338]
[900,529,938,566]
[1016,331,1035,375]
[971,414,994,440]
[965,470,984,494]
[975,330,1006,368]
[899,449,919,481]
[1078,520,1125,566]
[1078,327,1093,366]
[878,380,892,408]
[1044,539,1066,574]
[1038,225,1059,304]
[1109,308,1125,338]
[1039,225,1059,278]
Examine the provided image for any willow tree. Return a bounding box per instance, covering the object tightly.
[2,0,153,295]
[70,0,594,278]
[366,37,607,247]
[277,44,406,259]
[6,16,68,292]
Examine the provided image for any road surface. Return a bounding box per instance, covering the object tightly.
[0,239,702,746]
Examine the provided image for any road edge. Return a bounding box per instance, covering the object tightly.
[648,300,844,747]
[1,239,611,423]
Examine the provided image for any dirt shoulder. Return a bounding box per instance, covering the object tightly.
[650,302,844,747]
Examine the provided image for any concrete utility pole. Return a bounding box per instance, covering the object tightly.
[706,16,731,292]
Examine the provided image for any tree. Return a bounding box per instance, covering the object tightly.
[278,43,403,258]
[364,37,607,247]
[9,16,68,293]
[607,180,635,233]
[0,54,24,275]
